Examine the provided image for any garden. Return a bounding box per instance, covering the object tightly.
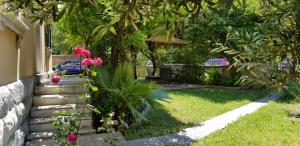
[2,0,300,145]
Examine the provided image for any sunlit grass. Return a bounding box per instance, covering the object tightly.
[124,88,267,140]
[192,98,300,146]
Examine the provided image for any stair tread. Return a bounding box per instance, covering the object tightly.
[36,84,86,88]
[26,132,126,146]
[40,77,87,85]
[33,94,84,99]
[29,116,92,125]
[28,76,93,141]
[35,84,88,95]
[31,104,84,111]
[32,94,86,106]
[26,129,96,140]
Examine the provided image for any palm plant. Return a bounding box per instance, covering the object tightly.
[90,63,166,132]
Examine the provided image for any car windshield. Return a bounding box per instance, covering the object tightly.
[61,61,79,67]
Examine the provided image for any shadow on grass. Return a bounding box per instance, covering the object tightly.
[275,95,300,104]
[124,88,267,140]
[168,88,267,104]
[124,107,193,140]
[274,95,300,117]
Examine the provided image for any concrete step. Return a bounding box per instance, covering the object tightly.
[40,77,88,86]
[30,104,89,118]
[25,132,126,146]
[26,128,96,141]
[29,117,93,132]
[33,94,85,106]
[35,84,88,95]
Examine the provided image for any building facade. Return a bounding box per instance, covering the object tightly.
[0,6,52,146]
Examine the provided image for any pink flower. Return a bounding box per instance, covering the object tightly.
[74,46,83,55]
[82,49,91,58]
[92,57,103,66]
[81,58,93,67]
[51,75,61,84]
[67,134,77,142]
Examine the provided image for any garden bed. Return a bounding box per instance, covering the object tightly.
[124,88,267,140]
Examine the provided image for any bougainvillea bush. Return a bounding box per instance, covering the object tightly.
[51,46,102,145]
[51,46,165,145]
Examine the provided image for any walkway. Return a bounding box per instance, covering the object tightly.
[161,83,203,91]
[123,92,283,146]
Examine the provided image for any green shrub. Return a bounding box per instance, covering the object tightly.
[201,67,222,85]
[89,63,166,133]
[176,65,205,83]
[223,75,241,87]
[283,80,300,99]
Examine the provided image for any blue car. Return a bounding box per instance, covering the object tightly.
[57,59,82,75]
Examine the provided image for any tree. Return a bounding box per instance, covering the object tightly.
[212,0,300,89]
[3,0,236,66]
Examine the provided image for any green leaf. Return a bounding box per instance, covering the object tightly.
[109,27,117,35]
[91,71,97,77]
[91,86,99,92]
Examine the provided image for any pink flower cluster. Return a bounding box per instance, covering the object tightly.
[74,46,103,67]
[51,45,103,84]
[51,75,61,84]
[81,57,103,67]
[74,46,91,58]
[67,134,77,142]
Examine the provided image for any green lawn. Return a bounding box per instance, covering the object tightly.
[192,98,300,146]
[124,88,267,140]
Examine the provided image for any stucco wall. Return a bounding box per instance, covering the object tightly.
[0,17,51,85]
[19,19,37,79]
[0,8,51,146]
[0,26,38,86]
[0,28,18,85]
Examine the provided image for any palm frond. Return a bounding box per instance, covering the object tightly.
[95,62,166,124]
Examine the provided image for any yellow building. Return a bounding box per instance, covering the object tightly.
[0,6,52,146]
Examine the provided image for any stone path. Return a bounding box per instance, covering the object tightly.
[122,92,283,146]
[162,84,204,91]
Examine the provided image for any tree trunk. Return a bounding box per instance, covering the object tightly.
[147,41,157,76]
[111,42,119,68]
[133,52,138,79]
[130,46,138,79]
[111,25,123,68]
[151,56,157,76]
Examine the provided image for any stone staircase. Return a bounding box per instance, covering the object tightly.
[26,76,95,144]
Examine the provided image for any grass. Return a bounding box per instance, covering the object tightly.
[192,98,300,146]
[124,88,267,140]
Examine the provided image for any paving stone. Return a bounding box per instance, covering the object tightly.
[163,84,204,91]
